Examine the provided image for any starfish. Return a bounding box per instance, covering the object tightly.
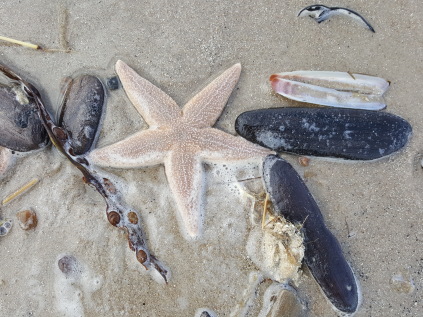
[88,61,273,239]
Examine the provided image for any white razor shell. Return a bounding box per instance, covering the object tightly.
[270,71,389,110]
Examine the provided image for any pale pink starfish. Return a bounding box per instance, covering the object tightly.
[88,60,273,239]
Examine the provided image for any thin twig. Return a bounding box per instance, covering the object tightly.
[0,35,41,50]
[2,178,39,205]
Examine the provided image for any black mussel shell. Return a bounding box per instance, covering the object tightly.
[263,155,359,314]
[0,84,48,152]
[58,75,105,155]
[236,107,412,160]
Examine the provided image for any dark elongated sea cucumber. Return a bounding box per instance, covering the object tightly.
[263,154,359,314]
[236,107,412,160]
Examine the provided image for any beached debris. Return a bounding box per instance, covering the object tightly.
[2,178,39,205]
[298,5,375,32]
[16,209,38,230]
[0,63,169,283]
[258,283,308,317]
[0,218,12,236]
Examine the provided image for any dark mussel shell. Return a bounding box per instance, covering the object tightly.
[236,107,412,160]
[263,155,359,314]
[58,75,105,155]
[0,84,48,152]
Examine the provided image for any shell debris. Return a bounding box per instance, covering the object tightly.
[258,283,308,317]
[16,209,38,230]
[0,218,13,236]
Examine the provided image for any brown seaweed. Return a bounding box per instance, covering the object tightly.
[0,63,169,282]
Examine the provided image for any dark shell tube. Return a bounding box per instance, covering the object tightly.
[58,75,105,155]
[236,107,412,160]
[263,154,359,314]
[0,85,48,152]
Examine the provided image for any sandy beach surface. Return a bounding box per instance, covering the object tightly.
[0,1,422,316]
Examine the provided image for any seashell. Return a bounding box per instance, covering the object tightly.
[0,146,15,176]
[235,107,412,160]
[263,155,360,314]
[270,71,389,110]
[297,5,376,33]
[258,283,308,317]
[0,84,49,151]
[0,218,13,236]
[16,209,38,230]
[58,75,105,155]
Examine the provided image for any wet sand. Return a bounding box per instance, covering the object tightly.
[0,1,422,316]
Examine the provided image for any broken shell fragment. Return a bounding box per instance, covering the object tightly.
[58,75,105,155]
[270,71,389,110]
[16,209,38,230]
[0,84,49,151]
[263,155,360,314]
[258,283,308,317]
[235,107,412,160]
[0,218,12,236]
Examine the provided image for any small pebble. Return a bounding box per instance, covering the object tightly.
[16,209,38,230]
[106,76,120,90]
[58,255,82,278]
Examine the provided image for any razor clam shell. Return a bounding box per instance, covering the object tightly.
[58,75,105,155]
[263,155,359,314]
[0,85,48,152]
[270,71,389,110]
[235,107,412,160]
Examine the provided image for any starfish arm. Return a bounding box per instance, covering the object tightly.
[165,146,204,239]
[116,60,182,127]
[182,64,241,128]
[88,129,171,168]
[195,128,274,161]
